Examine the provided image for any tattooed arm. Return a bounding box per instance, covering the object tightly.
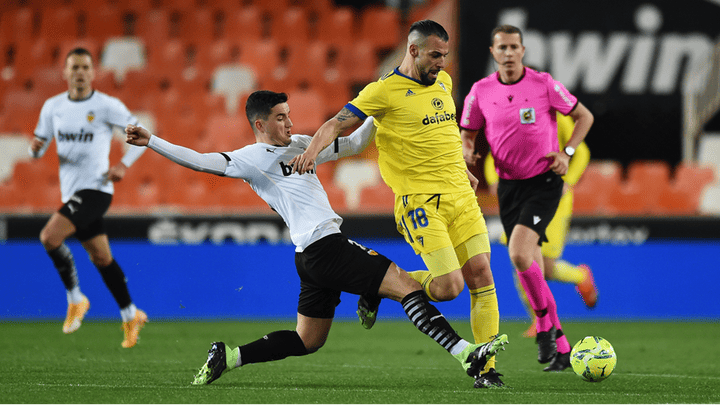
[290,107,362,174]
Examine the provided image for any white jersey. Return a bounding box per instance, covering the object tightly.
[33,90,145,203]
[146,117,376,252]
[224,135,351,251]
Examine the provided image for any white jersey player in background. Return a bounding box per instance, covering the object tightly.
[125,90,508,387]
[29,47,147,348]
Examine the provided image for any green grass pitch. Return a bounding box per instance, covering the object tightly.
[1,319,719,403]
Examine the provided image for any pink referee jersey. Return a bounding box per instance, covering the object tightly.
[460,68,577,180]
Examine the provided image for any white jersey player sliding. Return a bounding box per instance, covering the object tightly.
[125,90,508,388]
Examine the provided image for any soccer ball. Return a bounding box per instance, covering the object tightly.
[570,336,617,382]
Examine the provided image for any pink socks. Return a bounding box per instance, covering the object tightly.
[517,261,570,353]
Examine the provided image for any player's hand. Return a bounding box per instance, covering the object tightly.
[463,150,482,167]
[466,169,479,191]
[125,124,151,147]
[30,137,45,153]
[104,162,127,184]
[546,151,569,176]
[288,152,316,175]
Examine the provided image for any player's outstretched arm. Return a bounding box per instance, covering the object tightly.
[290,108,361,174]
[125,124,228,176]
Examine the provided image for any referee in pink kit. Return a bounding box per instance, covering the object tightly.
[459,24,594,372]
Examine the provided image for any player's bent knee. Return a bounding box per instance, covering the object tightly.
[430,275,465,301]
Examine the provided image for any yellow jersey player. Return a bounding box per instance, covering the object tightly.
[476,112,598,337]
[290,20,506,388]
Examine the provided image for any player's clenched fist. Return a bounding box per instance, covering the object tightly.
[125,124,151,147]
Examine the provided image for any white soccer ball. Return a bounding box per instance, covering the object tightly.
[570,336,617,382]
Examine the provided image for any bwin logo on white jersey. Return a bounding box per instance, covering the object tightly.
[279,161,313,176]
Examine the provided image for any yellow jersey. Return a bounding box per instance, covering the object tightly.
[346,69,469,195]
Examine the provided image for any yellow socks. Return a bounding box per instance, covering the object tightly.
[469,284,500,371]
[551,260,586,285]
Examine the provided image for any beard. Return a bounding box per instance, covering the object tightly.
[419,70,438,86]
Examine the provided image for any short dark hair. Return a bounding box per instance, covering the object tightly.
[409,19,449,42]
[491,24,523,46]
[245,90,288,125]
[65,47,93,63]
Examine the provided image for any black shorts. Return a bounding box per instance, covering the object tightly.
[497,170,563,245]
[295,233,392,319]
[58,189,113,242]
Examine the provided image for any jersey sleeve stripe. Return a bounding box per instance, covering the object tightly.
[345,103,367,120]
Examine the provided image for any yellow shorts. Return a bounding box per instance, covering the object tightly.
[394,188,490,277]
[498,189,573,259]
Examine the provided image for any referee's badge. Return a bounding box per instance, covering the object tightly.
[87,111,96,123]
[519,107,535,124]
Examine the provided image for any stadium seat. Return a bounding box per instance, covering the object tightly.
[699,185,720,215]
[271,7,309,47]
[285,87,327,135]
[101,37,147,84]
[135,9,171,53]
[82,6,124,42]
[204,114,255,151]
[214,180,271,212]
[111,173,161,211]
[39,6,79,41]
[145,38,188,82]
[303,42,351,115]
[224,6,263,43]
[605,182,646,216]
[698,134,720,174]
[317,7,354,49]
[238,39,280,86]
[0,134,32,184]
[323,182,348,213]
[211,64,258,115]
[27,67,66,99]
[5,38,56,81]
[0,182,27,212]
[656,187,695,216]
[343,40,379,85]
[359,7,401,53]
[625,160,671,214]
[333,158,381,210]
[358,181,395,214]
[573,160,622,216]
[192,38,238,75]
[672,163,716,207]
[572,188,601,216]
[175,7,216,43]
[0,7,36,42]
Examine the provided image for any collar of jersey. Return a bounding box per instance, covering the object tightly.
[393,67,429,86]
[67,90,95,102]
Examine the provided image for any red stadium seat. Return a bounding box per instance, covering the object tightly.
[82,5,124,42]
[285,87,327,135]
[204,114,255,151]
[625,160,671,214]
[672,163,716,206]
[358,181,395,214]
[224,6,263,43]
[359,7,401,53]
[573,160,622,216]
[0,8,37,42]
[271,7,309,47]
[317,7,355,49]
[39,6,79,41]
